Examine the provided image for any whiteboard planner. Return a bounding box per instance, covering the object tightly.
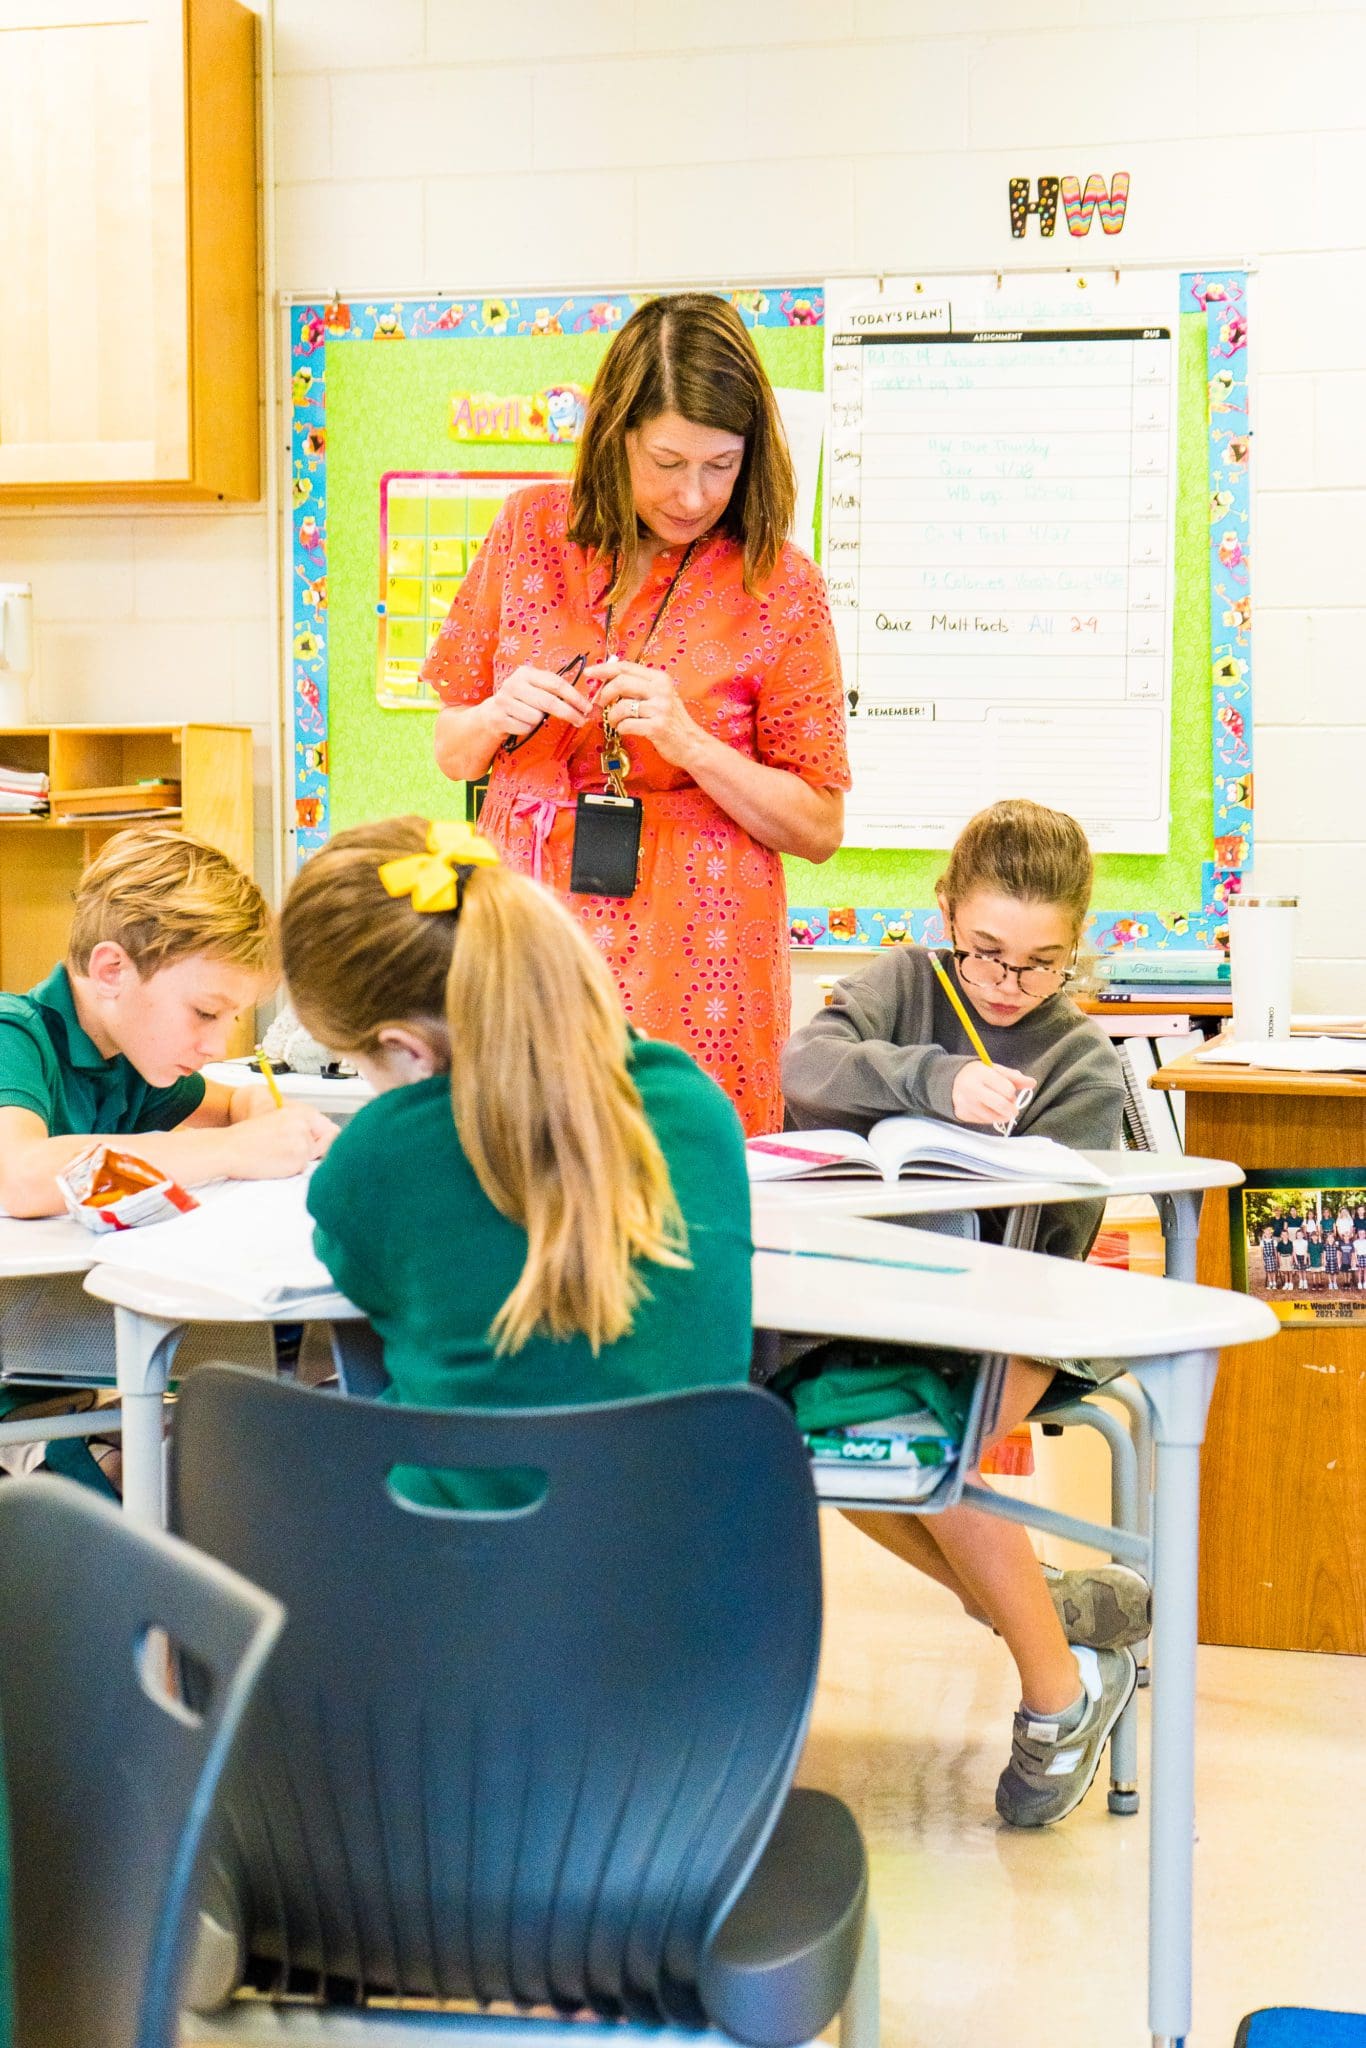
[824,276,1180,855]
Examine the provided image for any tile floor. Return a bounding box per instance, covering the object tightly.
[798,1509,1366,2048]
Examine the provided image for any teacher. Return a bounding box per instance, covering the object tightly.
[425,292,849,1134]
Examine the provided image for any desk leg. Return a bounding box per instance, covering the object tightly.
[1155,1190,1204,1287]
[113,1306,184,1528]
[1138,1346,1218,2048]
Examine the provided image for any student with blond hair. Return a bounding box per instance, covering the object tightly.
[0,826,334,1221]
[280,818,752,1507]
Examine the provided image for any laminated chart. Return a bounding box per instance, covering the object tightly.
[825,279,1179,853]
[376,470,556,709]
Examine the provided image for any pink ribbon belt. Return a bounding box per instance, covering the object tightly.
[501,789,565,883]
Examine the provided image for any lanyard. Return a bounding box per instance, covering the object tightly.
[603,537,699,662]
[599,538,700,794]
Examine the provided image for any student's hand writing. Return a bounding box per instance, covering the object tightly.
[488,663,593,740]
[224,1105,337,1179]
[951,1062,1034,1128]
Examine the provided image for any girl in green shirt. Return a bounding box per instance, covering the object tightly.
[280,818,752,1500]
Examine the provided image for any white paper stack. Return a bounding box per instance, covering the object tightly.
[87,1175,341,1311]
[0,765,49,816]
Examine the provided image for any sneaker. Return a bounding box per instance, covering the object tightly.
[995,1646,1138,1828]
[1043,1562,1151,1649]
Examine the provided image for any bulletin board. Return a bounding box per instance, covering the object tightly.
[287,289,825,844]
[286,271,1250,955]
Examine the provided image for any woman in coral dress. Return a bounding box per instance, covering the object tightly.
[424,294,849,1133]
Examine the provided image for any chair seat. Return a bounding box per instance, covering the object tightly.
[699,1788,867,2048]
[1236,2013,1366,2047]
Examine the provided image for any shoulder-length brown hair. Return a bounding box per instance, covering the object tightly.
[568,292,796,602]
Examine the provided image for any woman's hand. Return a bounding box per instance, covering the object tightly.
[488,663,593,742]
[951,1062,1034,1128]
[588,660,702,771]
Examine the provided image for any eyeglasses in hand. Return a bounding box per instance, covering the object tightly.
[501,653,590,756]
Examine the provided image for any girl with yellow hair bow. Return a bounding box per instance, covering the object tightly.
[279,818,751,1492]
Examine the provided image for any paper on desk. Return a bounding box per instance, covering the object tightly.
[1196,1037,1366,1074]
[87,1175,336,1309]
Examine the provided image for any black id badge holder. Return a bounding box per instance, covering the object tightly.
[570,720,642,897]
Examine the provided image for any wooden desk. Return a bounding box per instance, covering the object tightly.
[1078,996,1232,1021]
[1154,1049,1366,1654]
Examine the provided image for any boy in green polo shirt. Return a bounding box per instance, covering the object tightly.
[0,827,337,1493]
[0,826,337,1219]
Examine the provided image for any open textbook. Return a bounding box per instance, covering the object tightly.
[88,1174,341,1312]
[746,1117,1107,1187]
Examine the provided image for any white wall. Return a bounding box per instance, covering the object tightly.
[3,0,1363,1005]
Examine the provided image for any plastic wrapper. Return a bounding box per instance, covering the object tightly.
[57,1144,199,1234]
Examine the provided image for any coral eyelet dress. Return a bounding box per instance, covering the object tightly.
[422,484,850,1135]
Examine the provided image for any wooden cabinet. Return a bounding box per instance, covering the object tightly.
[1155,1053,1366,1655]
[0,724,254,1024]
[0,0,259,502]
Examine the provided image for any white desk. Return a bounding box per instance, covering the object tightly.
[0,1213,126,1455]
[202,1059,373,1118]
[82,1263,362,1529]
[753,1214,1274,2048]
[753,1147,1242,1285]
[0,1212,98,1281]
[76,1178,1270,2048]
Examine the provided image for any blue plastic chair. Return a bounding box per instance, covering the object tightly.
[0,1475,283,2048]
[1236,2013,1366,2046]
[170,1366,878,2047]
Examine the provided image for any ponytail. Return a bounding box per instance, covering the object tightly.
[448,866,689,1354]
[280,817,689,1357]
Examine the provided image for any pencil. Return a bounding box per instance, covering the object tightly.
[926,948,993,1065]
[255,1045,285,1111]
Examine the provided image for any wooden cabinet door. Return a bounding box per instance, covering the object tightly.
[0,1,189,488]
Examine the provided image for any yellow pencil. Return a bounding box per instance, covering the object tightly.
[254,1045,285,1110]
[926,947,993,1066]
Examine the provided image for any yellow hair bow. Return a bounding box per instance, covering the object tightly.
[378,821,500,913]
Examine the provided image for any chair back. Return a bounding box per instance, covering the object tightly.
[0,1477,282,2048]
[171,1367,822,2029]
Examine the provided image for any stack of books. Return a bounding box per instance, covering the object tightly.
[1097,948,1230,1006]
[0,763,49,816]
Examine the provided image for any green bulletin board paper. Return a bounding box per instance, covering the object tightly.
[325,328,824,833]
[784,310,1212,914]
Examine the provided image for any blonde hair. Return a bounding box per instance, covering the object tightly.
[568,292,796,604]
[280,818,689,1355]
[67,827,272,977]
[936,799,1095,938]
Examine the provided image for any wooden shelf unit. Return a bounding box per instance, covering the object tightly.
[0,724,254,1006]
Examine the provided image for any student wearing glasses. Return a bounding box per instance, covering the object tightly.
[424,293,849,1137]
[782,799,1137,1832]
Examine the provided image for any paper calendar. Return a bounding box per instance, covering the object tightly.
[376,470,557,709]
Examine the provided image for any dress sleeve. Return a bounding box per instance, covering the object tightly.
[419,494,520,709]
[754,553,851,791]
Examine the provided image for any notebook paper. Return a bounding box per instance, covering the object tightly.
[88,1175,338,1311]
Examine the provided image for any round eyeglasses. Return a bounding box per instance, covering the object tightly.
[950,947,1074,1000]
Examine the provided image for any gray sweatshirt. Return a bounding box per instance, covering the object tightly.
[781,946,1125,1262]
